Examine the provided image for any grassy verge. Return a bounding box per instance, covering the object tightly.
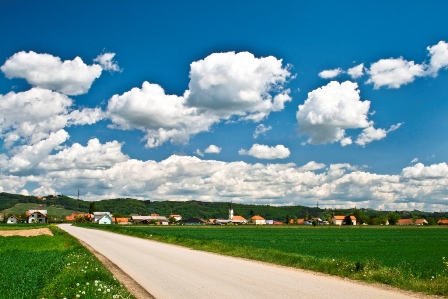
[77,224,448,297]
[0,224,135,299]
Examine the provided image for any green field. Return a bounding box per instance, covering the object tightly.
[3,202,76,218]
[0,225,134,299]
[86,224,448,296]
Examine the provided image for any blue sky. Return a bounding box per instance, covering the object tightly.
[1,1,448,211]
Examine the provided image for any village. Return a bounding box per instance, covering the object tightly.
[4,205,444,226]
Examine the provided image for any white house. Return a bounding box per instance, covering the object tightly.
[7,215,19,224]
[251,215,266,225]
[169,214,182,221]
[92,212,112,223]
[98,214,113,224]
[332,215,345,225]
[27,210,47,223]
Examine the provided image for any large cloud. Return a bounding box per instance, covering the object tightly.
[297,81,399,146]
[297,81,370,145]
[366,57,425,89]
[2,154,448,211]
[239,144,290,159]
[0,88,104,147]
[38,138,129,171]
[0,51,105,95]
[107,51,292,147]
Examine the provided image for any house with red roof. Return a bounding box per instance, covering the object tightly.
[397,218,427,225]
[438,219,448,225]
[251,215,265,225]
[26,210,47,224]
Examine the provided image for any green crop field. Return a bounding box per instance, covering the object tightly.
[0,225,134,299]
[2,202,76,218]
[87,224,448,296]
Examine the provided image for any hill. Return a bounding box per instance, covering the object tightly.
[1,192,447,224]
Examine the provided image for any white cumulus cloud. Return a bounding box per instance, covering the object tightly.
[426,40,448,75]
[0,88,104,148]
[347,63,364,79]
[296,81,372,145]
[239,144,290,159]
[107,51,292,147]
[355,122,402,146]
[94,52,121,72]
[366,57,425,89]
[204,145,221,154]
[1,51,103,95]
[318,68,342,79]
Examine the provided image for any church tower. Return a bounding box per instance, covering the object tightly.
[229,201,234,220]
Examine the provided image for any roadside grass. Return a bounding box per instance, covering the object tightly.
[79,224,448,296]
[0,224,134,299]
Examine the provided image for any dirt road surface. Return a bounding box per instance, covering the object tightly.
[59,224,426,299]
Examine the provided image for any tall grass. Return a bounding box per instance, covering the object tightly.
[80,224,448,296]
[0,225,134,299]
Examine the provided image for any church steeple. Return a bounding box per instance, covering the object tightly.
[229,201,234,220]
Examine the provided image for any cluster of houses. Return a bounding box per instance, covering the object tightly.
[6,210,48,224]
[3,207,446,226]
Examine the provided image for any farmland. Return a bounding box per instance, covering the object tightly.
[86,224,448,296]
[0,225,135,299]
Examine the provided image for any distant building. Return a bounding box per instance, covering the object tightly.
[332,216,345,225]
[397,218,427,225]
[26,210,47,224]
[92,212,112,223]
[98,214,113,224]
[251,215,266,225]
[7,215,20,224]
[131,215,169,225]
[169,214,182,221]
[179,217,206,225]
[438,219,448,225]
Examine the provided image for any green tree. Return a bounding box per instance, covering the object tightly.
[89,202,96,214]
[344,215,353,225]
[387,212,401,225]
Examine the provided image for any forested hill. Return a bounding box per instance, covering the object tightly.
[1,192,447,222]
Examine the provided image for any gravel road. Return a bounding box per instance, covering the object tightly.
[59,224,423,299]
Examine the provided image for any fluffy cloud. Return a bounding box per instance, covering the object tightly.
[297,81,371,145]
[107,82,209,147]
[186,51,292,121]
[366,57,425,89]
[2,154,447,211]
[6,130,69,174]
[1,51,103,95]
[347,63,364,79]
[239,144,290,159]
[38,138,129,171]
[0,88,104,147]
[355,122,402,146]
[94,52,121,72]
[318,68,342,79]
[204,145,221,154]
[253,124,272,139]
[107,52,292,147]
[365,41,448,89]
[426,40,448,75]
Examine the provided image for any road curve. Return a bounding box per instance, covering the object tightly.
[59,224,420,299]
